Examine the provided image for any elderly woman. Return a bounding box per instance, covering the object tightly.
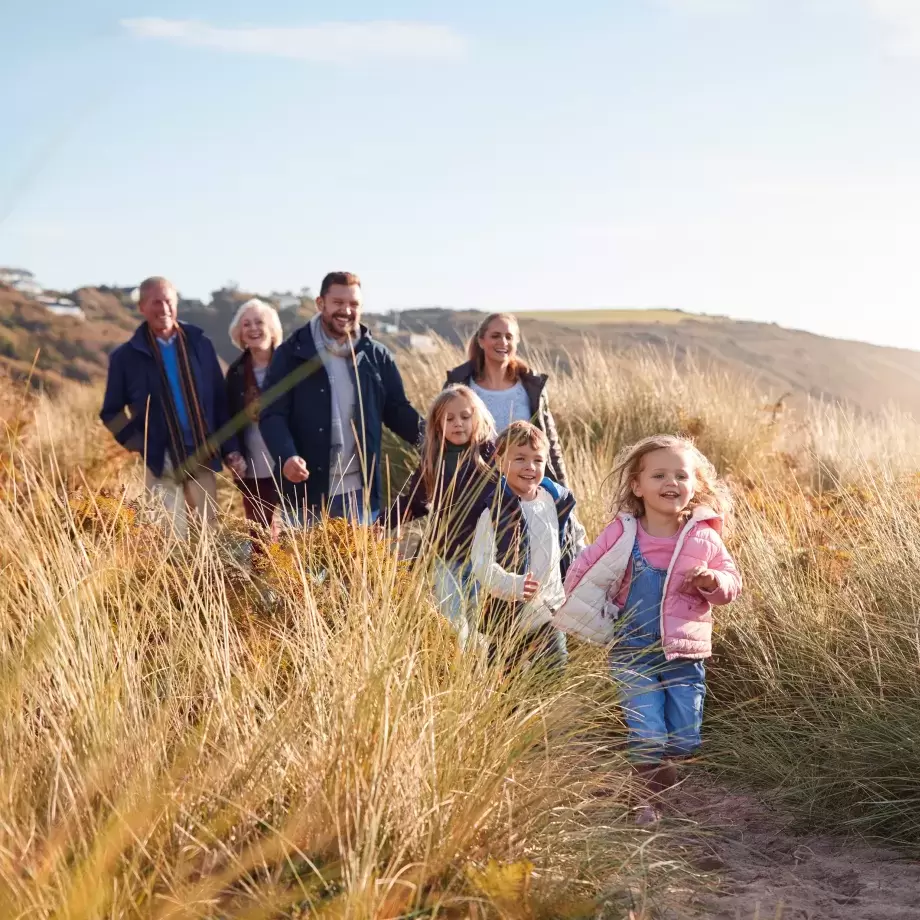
[444,312,569,485]
[226,298,284,533]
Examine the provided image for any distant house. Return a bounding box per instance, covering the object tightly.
[12,279,44,296]
[271,293,301,311]
[0,267,44,296]
[37,296,85,319]
[45,305,85,320]
[0,267,35,285]
[379,322,399,335]
[408,333,437,354]
[37,295,75,307]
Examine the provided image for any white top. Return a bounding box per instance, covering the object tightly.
[469,379,531,431]
[471,486,566,631]
[245,365,275,479]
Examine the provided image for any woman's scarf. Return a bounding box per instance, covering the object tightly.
[242,348,272,422]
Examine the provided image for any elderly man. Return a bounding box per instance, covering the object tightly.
[259,271,422,523]
[100,276,245,535]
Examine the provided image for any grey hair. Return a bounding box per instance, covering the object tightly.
[136,276,176,304]
[228,298,284,351]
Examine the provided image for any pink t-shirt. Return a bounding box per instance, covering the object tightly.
[611,524,678,608]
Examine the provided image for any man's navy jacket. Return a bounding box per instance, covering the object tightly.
[99,321,239,476]
[259,323,422,513]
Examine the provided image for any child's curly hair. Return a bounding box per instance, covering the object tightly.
[610,435,732,522]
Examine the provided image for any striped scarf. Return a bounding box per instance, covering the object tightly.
[242,347,272,422]
[146,324,215,480]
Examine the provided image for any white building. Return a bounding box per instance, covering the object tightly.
[272,293,301,311]
[37,296,85,319]
[408,333,437,354]
[45,304,85,320]
[0,268,44,296]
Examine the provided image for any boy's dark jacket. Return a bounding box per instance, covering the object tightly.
[468,475,579,634]
[384,441,496,562]
[258,323,423,512]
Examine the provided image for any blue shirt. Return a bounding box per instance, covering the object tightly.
[157,337,194,446]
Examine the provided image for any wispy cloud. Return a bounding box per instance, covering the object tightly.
[859,0,920,56]
[658,0,755,13]
[120,18,467,61]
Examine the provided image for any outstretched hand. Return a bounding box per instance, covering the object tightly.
[681,565,719,594]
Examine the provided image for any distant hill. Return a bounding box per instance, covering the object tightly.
[4,276,920,419]
[0,282,313,392]
[368,307,920,417]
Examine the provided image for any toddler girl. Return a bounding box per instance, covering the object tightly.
[386,384,496,648]
[555,435,741,824]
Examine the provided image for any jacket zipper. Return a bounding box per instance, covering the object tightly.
[659,518,697,647]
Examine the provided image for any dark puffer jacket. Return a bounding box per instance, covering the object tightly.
[383,441,496,562]
[444,360,569,486]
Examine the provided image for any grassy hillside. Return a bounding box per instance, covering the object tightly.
[6,275,920,418]
[380,307,920,417]
[1,340,919,916]
[0,283,314,391]
[515,307,715,325]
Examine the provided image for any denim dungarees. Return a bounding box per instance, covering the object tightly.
[608,537,707,761]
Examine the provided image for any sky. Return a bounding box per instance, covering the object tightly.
[2,0,920,349]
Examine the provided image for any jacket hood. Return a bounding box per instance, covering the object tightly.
[688,504,723,535]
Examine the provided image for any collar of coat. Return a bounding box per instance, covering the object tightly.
[445,359,548,397]
[128,321,206,357]
[625,504,722,536]
[288,321,373,361]
[493,474,576,525]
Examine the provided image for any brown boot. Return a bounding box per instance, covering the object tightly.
[654,761,678,791]
[632,763,663,825]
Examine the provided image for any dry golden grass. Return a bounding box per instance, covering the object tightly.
[0,403,679,917]
[2,339,920,920]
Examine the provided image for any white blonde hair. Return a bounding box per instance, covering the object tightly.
[228,298,284,351]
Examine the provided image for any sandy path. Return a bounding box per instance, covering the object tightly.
[661,780,920,919]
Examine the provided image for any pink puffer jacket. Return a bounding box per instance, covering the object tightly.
[553,506,741,660]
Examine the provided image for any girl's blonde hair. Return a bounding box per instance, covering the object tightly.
[610,435,732,522]
[420,385,496,497]
[467,313,531,382]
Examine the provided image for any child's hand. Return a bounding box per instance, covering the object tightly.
[522,572,540,601]
[682,566,719,594]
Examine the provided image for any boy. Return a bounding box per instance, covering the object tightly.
[469,421,586,673]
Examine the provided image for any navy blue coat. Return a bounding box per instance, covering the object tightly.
[99,322,240,476]
[259,323,423,513]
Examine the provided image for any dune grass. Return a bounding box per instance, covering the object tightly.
[1,339,920,918]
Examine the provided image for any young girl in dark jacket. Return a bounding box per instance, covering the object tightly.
[386,384,496,648]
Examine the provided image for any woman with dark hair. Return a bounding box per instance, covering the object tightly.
[225,298,284,536]
[444,312,570,485]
